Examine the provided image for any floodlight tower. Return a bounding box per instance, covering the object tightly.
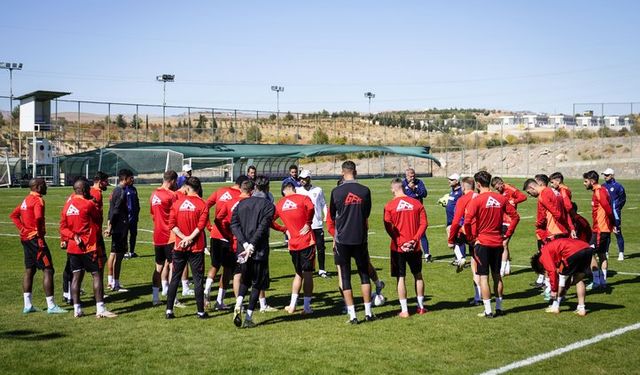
[271,85,284,143]
[364,91,375,176]
[156,74,175,142]
[364,91,375,116]
[1,62,24,154]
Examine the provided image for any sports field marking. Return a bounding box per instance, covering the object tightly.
[479,322,640,375]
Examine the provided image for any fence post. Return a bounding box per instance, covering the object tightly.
[136,104,139,143]
[107,102,111,146]
[77,101,81,152]
[296,113,300,144]
[211,109,215,143]
[233,110,237,144]
[187,107,191,142]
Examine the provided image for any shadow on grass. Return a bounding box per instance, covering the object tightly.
[0,329,65,341]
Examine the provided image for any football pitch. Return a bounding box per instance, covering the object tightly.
[0,177,638,374]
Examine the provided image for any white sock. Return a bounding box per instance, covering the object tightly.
[166,309,173,315]
[577,304,586,311]
[63,292,70,300]
[400,298,408,313]
[204,277,214,294]
[347,305,356,320]
[500,261,507,276]
[96,301,106,314]
[505,260,511,275]
[246,309,253,320]
[74,304,82,314]
[182,280,189,290]
[551,299,560,309]
[161,280,168,294]
[259,297,267,310]
[536,274,544,284]
[216,288,226,304]
[474,283,481,301]
[417,295,424,309]
[592,270,601,284]
[235,296,243,310]
[364,302,372,316]
[108,275,114,285]
[453,246,463,261]
[303,297,312,311]
[495,297,503,311]
[602,269,607,283]
[544,277,550,289]
[152,287,160,302]
[46,296,55,309]
[483,299,492,314]
[289,293,299,309]
[23,292,32,308]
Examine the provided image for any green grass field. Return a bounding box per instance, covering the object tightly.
[0,177,638,374]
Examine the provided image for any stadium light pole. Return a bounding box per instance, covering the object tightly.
[157,74,175,142]
[1,62,23,155]
[364,92,375,176]
[271,85,284,143]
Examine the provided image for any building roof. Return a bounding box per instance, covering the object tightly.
[15,90,71,101]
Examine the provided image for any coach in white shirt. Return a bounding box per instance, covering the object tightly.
[296,170,329,277]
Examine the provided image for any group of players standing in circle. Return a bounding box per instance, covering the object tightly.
[10,159,626,325]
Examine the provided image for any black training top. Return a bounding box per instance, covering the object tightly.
[230,192,275,262]
[329,180,372,245]
[108,185,130,234]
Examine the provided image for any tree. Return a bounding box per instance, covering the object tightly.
[269,114,277,121]
[115,114,127,129]
[195,114,208,135]
[0,112,5,126]
[284,112,294,121]
[11,106,19,122]
[246,125,262,143]
[312,128,329,144]
[131,114,142,129]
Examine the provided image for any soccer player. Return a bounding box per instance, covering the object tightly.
[10,178,66,314]
[124,178,140,259]
[330,161,374,324]
[602,168,626,261]
[583,170,615,289]
[90,172,109,274]
[150,170,178,306]
[549,172,573,217]
[281,164,301,194]
[204,175,244,310]
[402,168,431,262]
[448,177,481,304]
[231,176,276,328]
[273,182,316,315]
[296,169,329,278]
[445,173,465,268]
[383,178,428,317]
[177,164,192,189]
[491,176,527,276]
[246,165,257,181]
[464,171,520,318]
[60,179,116,318]
[165,177,209,319]
[571,203,593,243]
[530,237,593,316]
[105,168,134,292]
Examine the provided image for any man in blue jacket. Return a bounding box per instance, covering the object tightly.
[602,168,626,261]
[402,168,431,262]
[445,173,465,269]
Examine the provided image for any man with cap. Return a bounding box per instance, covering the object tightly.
[602,168,626,261]
[445,173,465,271]
[402,168,431,262]
[177,164,192,189]
[296,169,329,278]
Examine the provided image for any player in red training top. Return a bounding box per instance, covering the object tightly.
[448,177,482,304]
[549,172,574,217]
[10,178,66,314]
[383,178,428,318]
[149,170,178,306]
[583,170,615,289]
[464,171,520,318]
[531,237,593,316]
[490,176,527,277]
[60,179,116,318]
[89,172,109,287]
[165,177,210,320]
[273,181,316,315]
[203,176,245,310]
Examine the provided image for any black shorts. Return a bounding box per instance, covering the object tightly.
[155,244,173,265]
[333,243,369,270]
[590,232,611,255]
[111,231,128,253]
[290,246,315,274]
[240,259,270,290]
[390,251,422,277]
[561,248,593,276]
[473,244,503,276]
[69,252,100,274]
[210,238,235,269]
[22,238,54,270]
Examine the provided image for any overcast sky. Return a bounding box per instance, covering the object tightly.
[2,1,638,114]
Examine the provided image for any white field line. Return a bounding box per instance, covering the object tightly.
[479,322,640,375]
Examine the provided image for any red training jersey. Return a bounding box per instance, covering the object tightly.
[273,194,316,251]
[383,196,428,252]
[536,187,573,239]
[591,184,614,233]
[150,187,178,246]
[501,184,527,225]
[448,190,476,244]
[557,185,573,216]
[168,194,209,252]
[10,192,46,241]
[216,195,248,251]
[89,186,104,227]
[464,191,520,247]
[540,238,591,293]
[206,186,241,240]
[573,212,592,243]
[60,194,101,254]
